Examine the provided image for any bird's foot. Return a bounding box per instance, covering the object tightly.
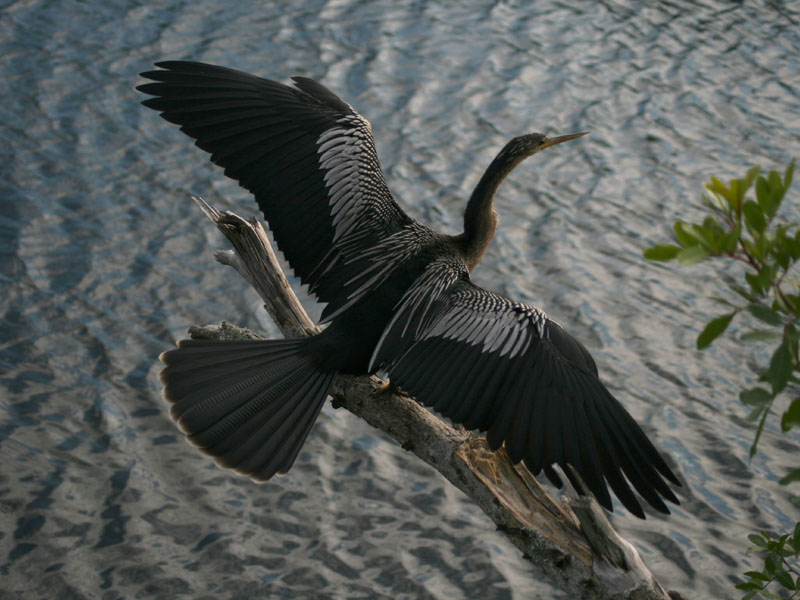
[372,377,400,396]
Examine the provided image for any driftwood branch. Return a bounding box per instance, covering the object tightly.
[185,195,681,600]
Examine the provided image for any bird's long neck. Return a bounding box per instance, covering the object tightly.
[456,149,525,271]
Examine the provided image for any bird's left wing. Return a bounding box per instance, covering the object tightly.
[370,261,680,518]
[138,61,414,317]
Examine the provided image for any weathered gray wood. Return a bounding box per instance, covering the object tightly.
[192,196,317,339]
[182,195,679,600]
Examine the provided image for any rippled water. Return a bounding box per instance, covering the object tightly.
[2,1,800,598]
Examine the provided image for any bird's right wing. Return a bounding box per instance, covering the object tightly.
[370,260,681,518]
[138,61,414,316]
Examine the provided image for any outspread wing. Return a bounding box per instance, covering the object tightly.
[138,61,414,317]
[371,261,681,518]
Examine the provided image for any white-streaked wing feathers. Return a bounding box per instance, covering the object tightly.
[138,62,413,318]
[370,262,680,517]
[316,115,402,245]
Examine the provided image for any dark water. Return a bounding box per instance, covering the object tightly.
[2,1,800,598]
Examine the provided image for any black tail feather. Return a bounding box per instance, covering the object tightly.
[159,338,335,480]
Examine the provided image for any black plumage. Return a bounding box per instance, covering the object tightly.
[139,61,680,518]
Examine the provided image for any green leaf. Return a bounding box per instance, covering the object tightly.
[740,387,772,408]
[676,221,719,249]
[756,264,773,291]
[731,285,756,302]
[643,244,681,261]
[697,313,735,349]
[793,522,800,552]
[775,289,795,313]
[747,303,782,326]
[756,233,768,263]
[769,170,784,201]
[767,341,793,395]
[743,200,767,235]
[779,468,800,485]
[747,405,767,422]
[773,244,790,270]
[741,329,783,342]
[676,245,709,265]
[747,304,783,326]
[793,231,800,260]
[788,323,799,357]
[735,582,761,591]
[743,570,769,581]
[702,215,723,234]
[756,176,775,219]
[745,240,764,262]
[745,271,764,294]
[691,223,715,249]
[748,533,769,548]
[777,538,795,558]
[785,159,795,191]
[723,227,741,253]
[730,179,742,208]
[707,176,732,203]
[750,407,771,459]
[703,191,728,212]
[744,165,761,191]
[775,569,794,590]
[765,555,778,575]
[780,397,800,432]
[674,220,698,247]
[770,225,797,269]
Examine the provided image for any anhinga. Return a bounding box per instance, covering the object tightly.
[138,61,680,518]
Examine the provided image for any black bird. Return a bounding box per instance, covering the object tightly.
[138,61,680,518]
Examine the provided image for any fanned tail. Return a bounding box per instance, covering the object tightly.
[159,338,335,480]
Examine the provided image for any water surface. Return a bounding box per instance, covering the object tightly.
[2,1,800,598]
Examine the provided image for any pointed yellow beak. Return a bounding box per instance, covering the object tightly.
[540,131,590,149]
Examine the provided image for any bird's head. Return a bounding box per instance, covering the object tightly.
[499,131,589,166]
